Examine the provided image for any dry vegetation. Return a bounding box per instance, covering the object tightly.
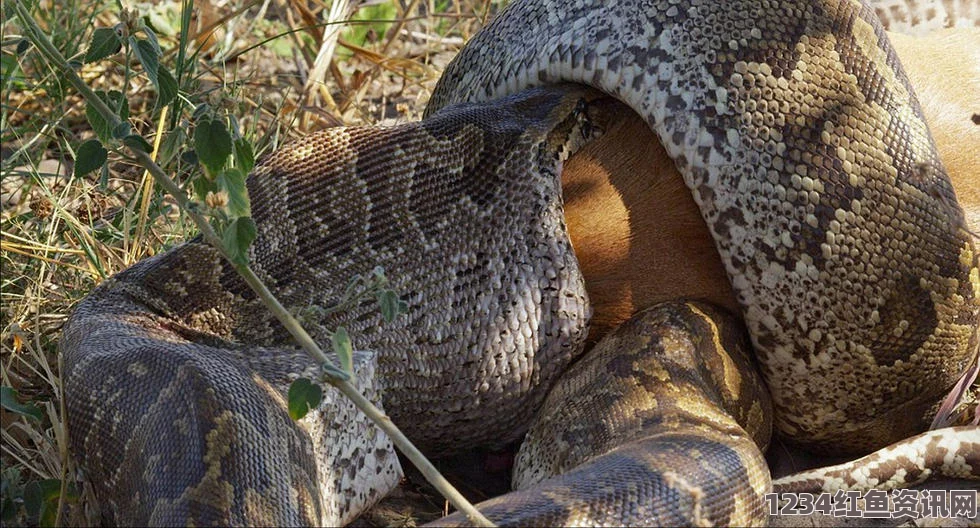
[1,0,501,524]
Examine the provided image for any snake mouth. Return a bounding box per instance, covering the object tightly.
[559,94,738,345]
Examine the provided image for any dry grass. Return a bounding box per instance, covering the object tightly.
[1,0,499,524]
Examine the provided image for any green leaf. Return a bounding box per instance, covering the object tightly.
[180,149,199,167]
[1,467,22,522]
[287,378,322,421]
[377,290,403,323]
[332,326,354,376]
[195,118,233,174]
[73,139,108,178]
[216,168,250,217]
[86,90,127,143]
[99,164,110,190]
[131,36,160,87]
[1,54,23,92]
[156,65,178,107]
[112,121,131,139]
[22,482,40,519]
[228,114,242,139]
[158,127,187,166]
[1,495,16,523]
[85,27,121,63]
[191,162,217,201]
[233,138,255,174]
[123,134,153,153]
[22,479,60,527]
[0,387,42,421]
[344,3,397,48]
[39,501,56,527]
[192,103,211,122]
[25,479,59,504]
[110,90,129,120]
[140,24,162,58]
[222,216,256,267]
[86,104,110,143]
[62,481,79,501]
[35,480,58,527]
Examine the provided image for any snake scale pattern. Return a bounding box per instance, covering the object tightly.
[62,0,979,526]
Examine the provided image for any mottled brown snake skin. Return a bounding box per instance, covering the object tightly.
[61,0,980,526]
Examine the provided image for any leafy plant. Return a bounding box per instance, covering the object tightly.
[0,389,79,526]
[288,266,407,419]
[1,386,43,421]
[343,2,398,49]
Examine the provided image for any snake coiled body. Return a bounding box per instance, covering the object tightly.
[63,89,599,524]
[427,0,979,453]
[62,0,979,526]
